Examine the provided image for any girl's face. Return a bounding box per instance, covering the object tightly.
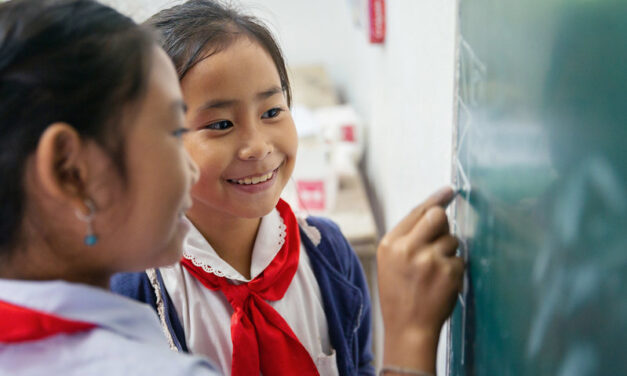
[102,47,198,271]
[11,47,197,285]
[180,37,298,220]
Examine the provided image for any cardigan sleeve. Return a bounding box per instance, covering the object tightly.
[335,224,375,376]
[111,270,189,353]
[304,216,376,375]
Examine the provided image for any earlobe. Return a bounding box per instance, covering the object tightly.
[35,123,89,212]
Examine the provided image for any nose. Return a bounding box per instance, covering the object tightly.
[185,149,200,185]
[237,123,273,161]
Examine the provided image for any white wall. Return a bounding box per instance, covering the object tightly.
[349,1,457,230]
[101,0,458,372]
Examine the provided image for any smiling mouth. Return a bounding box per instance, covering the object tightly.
[227,167,279,185]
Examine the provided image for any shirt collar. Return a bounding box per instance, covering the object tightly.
[182,208,286,282]
[0,278,168,346]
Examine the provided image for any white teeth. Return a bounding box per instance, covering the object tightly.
[234,171,274,185]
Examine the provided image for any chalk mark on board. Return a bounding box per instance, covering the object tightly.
[460,38,487,106]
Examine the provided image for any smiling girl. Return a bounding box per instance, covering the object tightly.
[112,1,374,375]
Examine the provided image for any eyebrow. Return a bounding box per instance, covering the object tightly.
[257,86,283,100]
[197,86,284,112]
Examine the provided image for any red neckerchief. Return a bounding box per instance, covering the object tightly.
[181,199,319,376]
[0,299,95,343]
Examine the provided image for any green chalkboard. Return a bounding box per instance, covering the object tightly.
[448,1,627,375]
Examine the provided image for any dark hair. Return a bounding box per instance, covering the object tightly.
[145,0,292,106]
[0,0,155,253]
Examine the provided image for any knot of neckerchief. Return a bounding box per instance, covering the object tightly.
[180,199,319,376]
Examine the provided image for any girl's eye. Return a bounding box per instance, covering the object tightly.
[261,107,283,119]
[205,120,233,130]
[172,128,189,138]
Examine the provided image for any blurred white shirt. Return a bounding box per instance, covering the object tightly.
[0,279,218,376]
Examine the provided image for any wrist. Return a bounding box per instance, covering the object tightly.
[383,328,439,373]
[379,366,434,376]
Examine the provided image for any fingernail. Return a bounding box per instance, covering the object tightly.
[434,186,454,202]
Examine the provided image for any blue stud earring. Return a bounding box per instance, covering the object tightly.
[75,199,98,246]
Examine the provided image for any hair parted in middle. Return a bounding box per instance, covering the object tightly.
[145,0,292,107]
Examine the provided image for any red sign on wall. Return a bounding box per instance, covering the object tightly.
[369,0,386,44]
[341,124,356,142]
[296,180,326,211]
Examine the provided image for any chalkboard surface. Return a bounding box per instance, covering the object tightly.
[448,1,627,375]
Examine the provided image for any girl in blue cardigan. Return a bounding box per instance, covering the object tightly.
[112,1,374,375]
[113,2,464,375]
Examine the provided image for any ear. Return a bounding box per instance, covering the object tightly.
[35,123,90,213]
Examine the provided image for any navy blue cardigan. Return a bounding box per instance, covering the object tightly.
[111,216,375,375]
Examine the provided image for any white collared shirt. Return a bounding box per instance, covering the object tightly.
[0,279,218,376]
[160,208,339,376]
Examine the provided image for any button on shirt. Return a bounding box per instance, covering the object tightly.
[161,208,340,376]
